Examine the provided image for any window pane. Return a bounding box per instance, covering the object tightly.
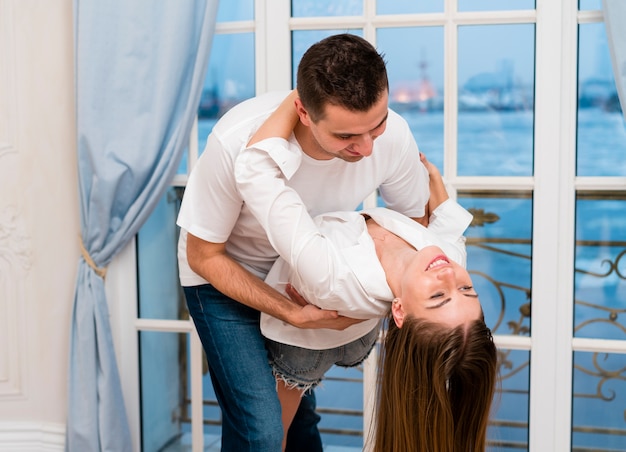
[316,365,365,448]
[572,351,626,450]
[460,193,533,449]
[579,0,602,11]
[137,188,186,321]
[377,0,442,15]
[291,0,362,17]
[198,32,255,155]
[140,331,222,451]
[459,192,533,337]
[458,0,535,12]
[577,23,626,177]
[574,194,626,340]
[378,27,444,169]
[177,32,255,175]
[292,30,363,86]
[140,331,185,451]
[217,0,253,22]
[458,24,535,176]
[488,349,530,450]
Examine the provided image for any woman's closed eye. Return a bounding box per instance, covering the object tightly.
[460,285,479,298]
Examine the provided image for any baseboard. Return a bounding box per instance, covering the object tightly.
[0,422,65,451]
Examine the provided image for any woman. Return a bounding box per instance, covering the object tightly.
[235,91,498,451]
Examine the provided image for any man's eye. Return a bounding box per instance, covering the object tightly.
[460,286,473,291]
[430,292,444,299]
[338,135,351,140]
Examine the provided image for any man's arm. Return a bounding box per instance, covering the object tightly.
[186,232,361,330]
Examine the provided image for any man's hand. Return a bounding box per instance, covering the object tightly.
[294,304,365,331]
[286,283,365,331]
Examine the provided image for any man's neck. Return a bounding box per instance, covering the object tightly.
[294,120,332,160]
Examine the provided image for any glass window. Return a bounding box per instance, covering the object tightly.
[459,193,533,449]
[198,33,255,156]
[577,23,626,177]
[459,192,533,337]
[178,30,255,175]
[488,349,530,449]
[140,331,187,451]
[378,27,444,169]
[135,3,626,450]
[458,0,535,12]
[377,0,443,15]
[572,351,626,450]
[140,331,222,450]
[291,0,362,17]
[217,0,254,21]
[137,187,186,321]
[458,24,535,177]
[574,194,626,340]
[579,0,602,11]
[316,365,365,448]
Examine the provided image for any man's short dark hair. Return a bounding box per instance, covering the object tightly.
[296,33,389,122]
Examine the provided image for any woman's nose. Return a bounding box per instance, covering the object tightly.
[436,266,455,281]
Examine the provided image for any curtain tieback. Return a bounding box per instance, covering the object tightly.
[78,235,108,279]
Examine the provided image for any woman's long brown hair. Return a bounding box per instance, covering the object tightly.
[372,316,497,452]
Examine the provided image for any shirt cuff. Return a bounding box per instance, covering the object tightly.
[245,137,301,180]
[428,199,473,238]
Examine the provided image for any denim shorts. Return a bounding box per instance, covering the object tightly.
[265,324,380,392]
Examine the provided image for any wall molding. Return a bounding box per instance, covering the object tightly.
[0,205,32,398]
[0,422,65,451]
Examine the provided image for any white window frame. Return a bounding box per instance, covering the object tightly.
[106,1,626,451]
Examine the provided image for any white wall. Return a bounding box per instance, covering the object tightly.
[0,0,76,448]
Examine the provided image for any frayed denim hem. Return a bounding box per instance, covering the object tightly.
[336,335,376,369]
[271,367,323,395]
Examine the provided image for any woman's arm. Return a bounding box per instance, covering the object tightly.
[236,91,353,305]
[248,90,299,146]
[420,153,449,219]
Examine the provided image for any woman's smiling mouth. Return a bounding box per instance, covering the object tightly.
[426,255,450,271]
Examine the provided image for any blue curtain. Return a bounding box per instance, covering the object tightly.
[603,0,626,117]
[67,1,218,450]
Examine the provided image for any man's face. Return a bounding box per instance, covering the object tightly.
[296,92,389,162]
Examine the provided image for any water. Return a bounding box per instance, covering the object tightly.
[191,107,626,178]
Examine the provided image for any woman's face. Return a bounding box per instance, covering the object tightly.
[393,245,482,328]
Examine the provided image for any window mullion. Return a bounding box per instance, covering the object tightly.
[530,0,577,450]
[258,0,291,93]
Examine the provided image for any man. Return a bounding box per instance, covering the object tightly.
[177,33,430,451]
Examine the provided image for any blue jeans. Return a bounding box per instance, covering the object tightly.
[184,284,322,452]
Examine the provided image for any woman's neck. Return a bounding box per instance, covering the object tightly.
[366,218,417,297]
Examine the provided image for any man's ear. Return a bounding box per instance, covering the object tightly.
[294,98,312,126]
[391,298,405,328]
